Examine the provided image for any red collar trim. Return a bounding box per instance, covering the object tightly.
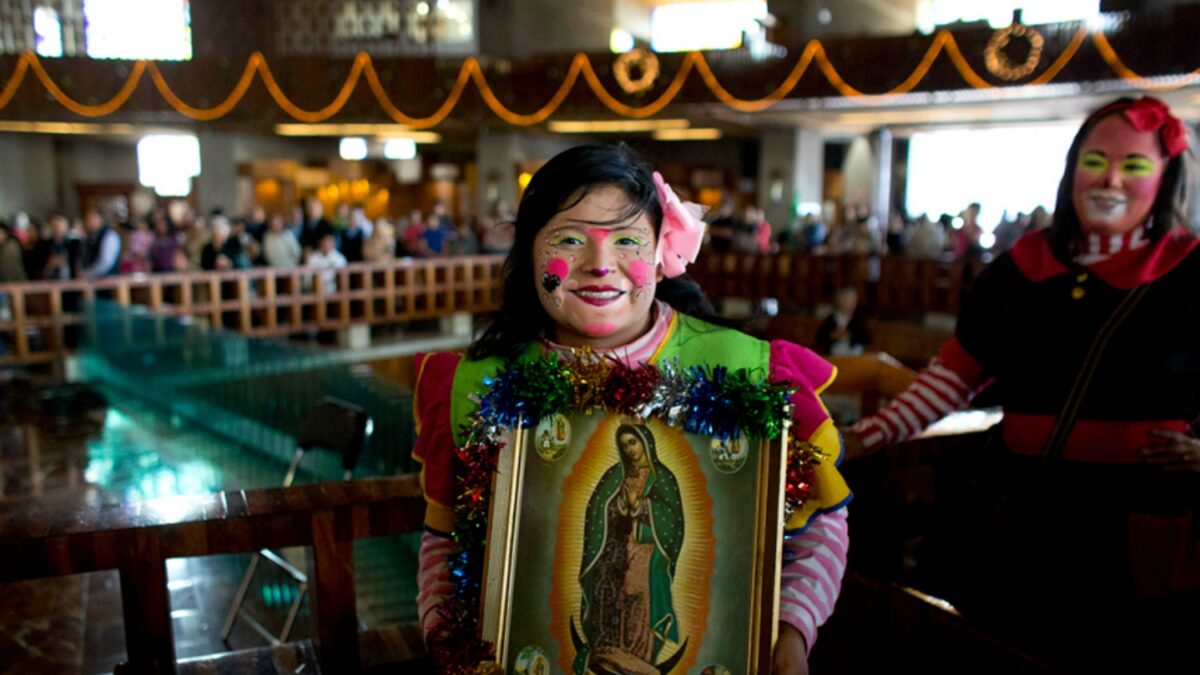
[1010,227,1199,288]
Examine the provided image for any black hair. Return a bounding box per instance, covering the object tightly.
[469,143,718,360]
[1046,97,1193,262]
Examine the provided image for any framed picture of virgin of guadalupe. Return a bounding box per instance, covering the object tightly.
[482,411,788,675]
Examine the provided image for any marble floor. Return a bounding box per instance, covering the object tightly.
[0,554,316,674]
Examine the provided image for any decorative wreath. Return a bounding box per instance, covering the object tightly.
[614,47,660,95]
[984,23,1045,81]
[426,348,829,673]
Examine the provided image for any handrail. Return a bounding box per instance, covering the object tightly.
[0,474,426,674]
[0,251,980,367]
[0,256,506,366]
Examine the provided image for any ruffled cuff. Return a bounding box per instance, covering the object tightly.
[769,341,853,532]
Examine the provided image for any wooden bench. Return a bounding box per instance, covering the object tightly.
[0,475,427,674]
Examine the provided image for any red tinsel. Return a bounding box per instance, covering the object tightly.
[601,360,660,417]
[785,437,827,517]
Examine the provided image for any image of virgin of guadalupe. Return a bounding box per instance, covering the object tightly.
[572,423,687,675]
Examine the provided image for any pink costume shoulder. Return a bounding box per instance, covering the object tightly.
[411,351,463,533]
[769,339,837,444]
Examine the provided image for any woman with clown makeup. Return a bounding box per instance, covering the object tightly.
[846,97,1199,670]
[412,145,851,674]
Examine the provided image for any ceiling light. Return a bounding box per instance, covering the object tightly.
[275,123,440,142]
[384,138,417,160]
[653,128,723,141]
[610,29,635,53]
[547,119,690,133]
[0,120,136,135]
[339,137,368,160]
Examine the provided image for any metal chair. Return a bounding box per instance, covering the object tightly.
[220,397,372,647]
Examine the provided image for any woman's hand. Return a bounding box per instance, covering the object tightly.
[840,429,866,462]
[772,622,810,675]
[1139,429,1200,473]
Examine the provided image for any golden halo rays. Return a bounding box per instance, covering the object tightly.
[548,417,714,674]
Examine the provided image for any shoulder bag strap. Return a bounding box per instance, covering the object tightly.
[1041,281,1155,467]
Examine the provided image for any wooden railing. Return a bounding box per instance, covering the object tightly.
[691,251,984,317]
[0,256,505,366]
[0,251,980,367]
[0,474,426,674]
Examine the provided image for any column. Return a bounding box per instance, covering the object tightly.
[869,126,893,223]
[757,126,825,234]
[475,127,521,221]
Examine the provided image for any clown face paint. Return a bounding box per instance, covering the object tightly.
[533,185,660,349]
[543,257,568,293]
[1072,114,1166,236]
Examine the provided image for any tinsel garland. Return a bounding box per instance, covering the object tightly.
[428,349,827,672]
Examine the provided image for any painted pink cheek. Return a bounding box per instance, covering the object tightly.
[628,259,653,287]
[1125,176,1162,200]
[583,323,618,336]
[1074,169,1098,190]
[546,258,569,279]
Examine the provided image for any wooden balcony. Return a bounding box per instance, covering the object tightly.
[0,250,981,368]
[0,256,504,367]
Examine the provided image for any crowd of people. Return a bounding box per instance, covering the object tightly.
[0,197,515,283]
[0,186,1059,286]
[721,200,1056,261]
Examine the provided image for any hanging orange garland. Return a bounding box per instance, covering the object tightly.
[0,27,1196,125]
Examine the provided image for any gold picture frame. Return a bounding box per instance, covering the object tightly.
[481,411,788,674]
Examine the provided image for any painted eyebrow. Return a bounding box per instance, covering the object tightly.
[549,223,650,234]
[1082,151,1156,161]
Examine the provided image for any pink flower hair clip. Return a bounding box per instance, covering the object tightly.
[652,171,707,278]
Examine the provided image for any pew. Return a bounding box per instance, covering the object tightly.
[0,475,427,674]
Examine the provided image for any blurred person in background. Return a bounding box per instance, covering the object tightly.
[0,223,28,282]
[79,209,121,279]
[148,208,181,273]
[815,286,871,357]
[200,216,250,270]
[992,211,1032,253]
[479,200,514,254]
[363,218,396,262]
[30,213,80,280]
[951,202,985,259]
[307,230,347,294]
[907,214,946,259]
[340,205,369,263]
[400,208,428,257]
[263,212,302,268]
[119,216,154,274]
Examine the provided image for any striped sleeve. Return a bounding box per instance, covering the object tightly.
[779,507,850,649]
[850,339,984,453]
[417,530,456,639]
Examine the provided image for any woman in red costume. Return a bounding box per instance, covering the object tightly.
[845,97,1198,672]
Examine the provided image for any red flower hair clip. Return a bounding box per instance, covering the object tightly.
[1120,96,1189,158]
